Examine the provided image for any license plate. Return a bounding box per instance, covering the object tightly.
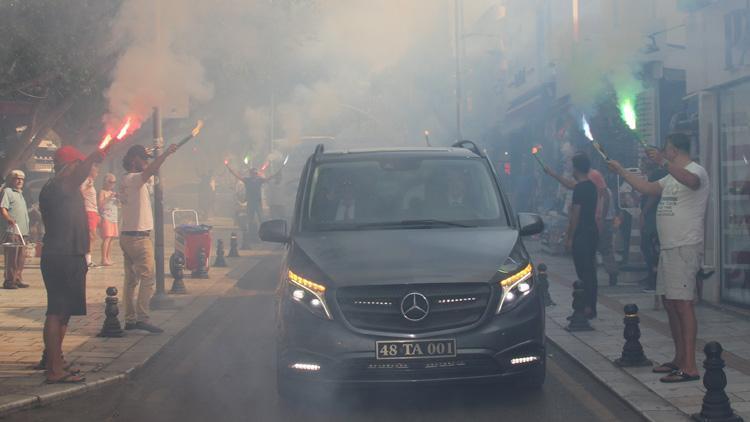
[376,339,456,360]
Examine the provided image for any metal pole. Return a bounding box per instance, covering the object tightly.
[454,0,463,141]
[150,107,173,309]
[270,88,275,154]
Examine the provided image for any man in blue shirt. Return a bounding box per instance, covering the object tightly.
[1,170,30,289]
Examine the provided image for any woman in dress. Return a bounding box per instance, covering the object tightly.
[98,173,119,266]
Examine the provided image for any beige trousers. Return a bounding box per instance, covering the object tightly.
[119,236,155,323]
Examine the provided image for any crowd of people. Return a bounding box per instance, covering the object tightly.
[542,133,709,384]
[0,141,181,384]
[0,131,711,386]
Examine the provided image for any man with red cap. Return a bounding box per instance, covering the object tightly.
[38,145,105,383]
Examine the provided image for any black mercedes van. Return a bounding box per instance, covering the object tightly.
[259,141,546,396]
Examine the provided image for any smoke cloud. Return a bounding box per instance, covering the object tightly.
[103,0,507,156]
[105,0,214,131]
[548,0,669,109]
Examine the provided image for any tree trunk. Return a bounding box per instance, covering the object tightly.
[0,95,75,179]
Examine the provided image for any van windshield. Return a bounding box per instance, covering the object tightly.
[302,157,508,231]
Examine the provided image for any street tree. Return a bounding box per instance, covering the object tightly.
[0,0,121,178]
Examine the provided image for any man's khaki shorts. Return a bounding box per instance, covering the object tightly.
[656,243,703,301]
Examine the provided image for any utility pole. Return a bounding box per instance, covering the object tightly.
[270,87,276,153]
[454,0,464,141]
[149,0,172,309]
[150,106,173,309]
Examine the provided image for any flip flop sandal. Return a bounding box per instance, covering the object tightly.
[45,373,86,384]
[660,370,700,383]
[65,364,82,374]
[33,354,80,374]
[652,362,679,374]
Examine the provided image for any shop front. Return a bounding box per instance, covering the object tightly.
[718,79,750,306]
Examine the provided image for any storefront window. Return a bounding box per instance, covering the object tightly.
[720,81,750,306]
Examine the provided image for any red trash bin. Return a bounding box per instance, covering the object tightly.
[175,225,212,271]
[171,210,212,273]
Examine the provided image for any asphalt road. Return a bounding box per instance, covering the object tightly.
[6,253,644,422]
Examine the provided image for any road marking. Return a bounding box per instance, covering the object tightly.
[547,357,624,422]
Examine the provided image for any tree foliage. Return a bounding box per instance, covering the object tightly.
[0,0,121,176]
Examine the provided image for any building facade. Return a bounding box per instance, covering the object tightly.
[686,0,750,306]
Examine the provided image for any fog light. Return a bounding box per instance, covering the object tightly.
[510,356,539,365]
[310,298,321,307]
[518,282,531,293]
[505,292,516,301]
[292,289,305,300]
[290,363,321,371]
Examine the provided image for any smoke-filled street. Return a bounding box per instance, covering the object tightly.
[5,252,642,422]
[6,0,750,420]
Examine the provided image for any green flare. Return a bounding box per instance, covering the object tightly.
[620,98,637,130]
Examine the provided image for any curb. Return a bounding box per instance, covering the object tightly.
[546,315,691,422]
[0,255,264,418]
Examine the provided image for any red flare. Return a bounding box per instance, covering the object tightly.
[99,117,135,150]
[116,117,132,140]
[98,134,113,151]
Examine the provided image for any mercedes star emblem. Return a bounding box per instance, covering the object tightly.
[401,292,430,322]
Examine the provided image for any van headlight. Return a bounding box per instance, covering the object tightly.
[496,258,534,314]
[287,269,333,320]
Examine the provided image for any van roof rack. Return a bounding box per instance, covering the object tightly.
[313,143,325,161]
[451,140,484,157]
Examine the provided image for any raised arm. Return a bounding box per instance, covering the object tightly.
[607,160,662,197]
[225,163,243,182]
[141,144,178,183]
[543,165,576,190]
[645,148,701,190]
[63,150,104,192]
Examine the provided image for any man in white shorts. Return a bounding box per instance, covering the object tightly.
[608,133,709,383]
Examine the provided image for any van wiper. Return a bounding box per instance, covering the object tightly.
[357,219,474,228]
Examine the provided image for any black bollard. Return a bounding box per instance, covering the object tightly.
[566,280,593,332]
[537,263,556,307]
[170,253,188,294]
[192,247,210,279]
[98,287,125,337]
[692,342,744,422]
[214,239,227,267]
[228,232,240,257]
[614,304,652,367]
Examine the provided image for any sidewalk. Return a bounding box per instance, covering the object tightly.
[530,240,750,421]
[0,217,269,416]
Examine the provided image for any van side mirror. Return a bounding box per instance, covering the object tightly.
[259,220,289,243]
[518,213,544,237]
